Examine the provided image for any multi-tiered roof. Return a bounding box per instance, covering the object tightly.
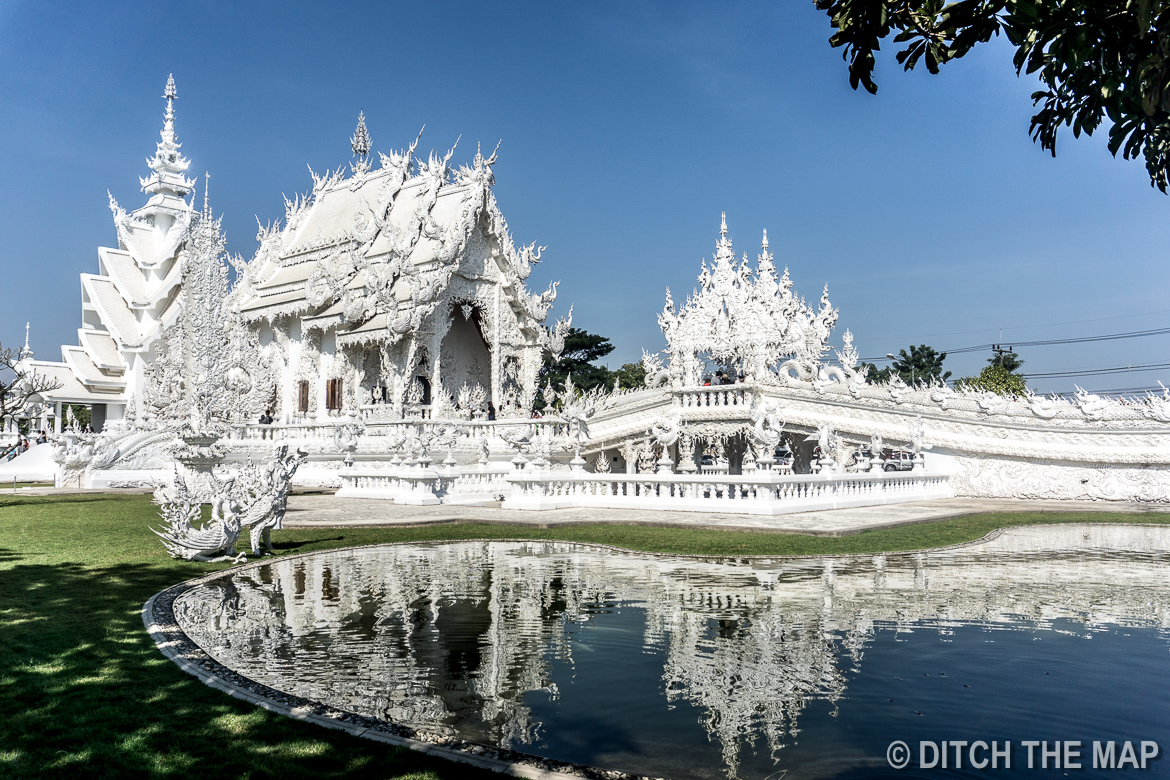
[28,75,195,418]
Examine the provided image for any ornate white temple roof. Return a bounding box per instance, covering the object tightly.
[232,127,559,350]
[62,347,124,389]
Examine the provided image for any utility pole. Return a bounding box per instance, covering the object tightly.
[991,344,1012,367]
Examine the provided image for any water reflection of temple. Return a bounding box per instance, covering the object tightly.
[173,526,1170,777]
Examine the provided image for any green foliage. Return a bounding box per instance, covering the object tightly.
[890,344,951,385]
[955,363,1029,396]
[538,327,615,395]
[861,362,893,384]
[612,362,647,390]
[988,350,1024,373]
[816,0,1170,191]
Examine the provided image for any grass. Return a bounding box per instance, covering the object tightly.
[1,493,1167,778]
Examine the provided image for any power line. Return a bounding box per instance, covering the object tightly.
[851,306,1170,343]
[1022,362,1170,379]
[861,324,1170,363]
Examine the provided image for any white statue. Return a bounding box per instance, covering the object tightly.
[153,444,308,562]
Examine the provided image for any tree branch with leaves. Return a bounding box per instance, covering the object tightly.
[817,0,1170,191]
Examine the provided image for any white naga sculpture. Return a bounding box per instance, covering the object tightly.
[153,444,308,562]
[145,184,312,560]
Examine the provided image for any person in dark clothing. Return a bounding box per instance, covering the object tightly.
[259,408,274,425]
[487,402,496,421]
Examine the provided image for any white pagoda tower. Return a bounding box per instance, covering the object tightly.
[27,75,195,432]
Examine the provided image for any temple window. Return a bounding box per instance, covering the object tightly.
[326,378,343,410]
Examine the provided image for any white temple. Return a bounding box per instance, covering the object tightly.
[17,78,1170,508]
[227,112,568,424]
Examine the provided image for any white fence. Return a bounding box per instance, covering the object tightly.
[337,461,951,515]
[337,462,513,505]
[502,470,951,515]
[226,417,567,445]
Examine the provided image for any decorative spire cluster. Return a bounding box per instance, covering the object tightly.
[141,73,195,199]
[656,217,840,385]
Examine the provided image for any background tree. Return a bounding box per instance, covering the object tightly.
[868,344,952,385]
[0,342,62,437]
[611,362,647,390]
[817,0,1170,191]
[538,327,616,397]
[989,349,1024,373]
[955,364,1028,396]
[861,362,893,384]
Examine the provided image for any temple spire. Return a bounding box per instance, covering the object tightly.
[141,73,194,200]
[761,229,769,251]
[720,212,728,237]
[202,172,210,218]
[163,74,177,133]
[19,322,32,360]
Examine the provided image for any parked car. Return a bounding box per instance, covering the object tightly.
[884,451,916,472]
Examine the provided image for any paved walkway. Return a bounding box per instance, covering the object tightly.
[280,495,1170,537]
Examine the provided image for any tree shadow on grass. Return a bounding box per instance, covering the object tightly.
[0,494,154,511]
[0,560,496,779]
[271,536,347,553]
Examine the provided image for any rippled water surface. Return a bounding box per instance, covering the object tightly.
[172,525,1170,779]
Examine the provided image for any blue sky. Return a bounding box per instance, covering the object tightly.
[2,1,1168,394]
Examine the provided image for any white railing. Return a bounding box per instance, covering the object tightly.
[337,461,514,505]
[227,417,567,445]
[502,470,951,515]
[676,386,753,410]
[336,461,950,515]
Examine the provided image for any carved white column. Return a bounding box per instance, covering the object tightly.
[618,440,638,474]
[492,283,501,404]
[678,433,698,473]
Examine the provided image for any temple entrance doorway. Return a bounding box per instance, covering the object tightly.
[439,303,492,403]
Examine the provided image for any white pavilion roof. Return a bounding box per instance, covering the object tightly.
[78,330,126,372]
[98,248,149,304]
[82,275,143,347]
[26,361,126,404]
[62,347,125,390]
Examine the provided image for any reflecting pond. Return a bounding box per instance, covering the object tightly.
[172,525,1170,779]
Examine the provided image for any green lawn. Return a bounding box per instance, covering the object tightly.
[2,493,1167,778]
